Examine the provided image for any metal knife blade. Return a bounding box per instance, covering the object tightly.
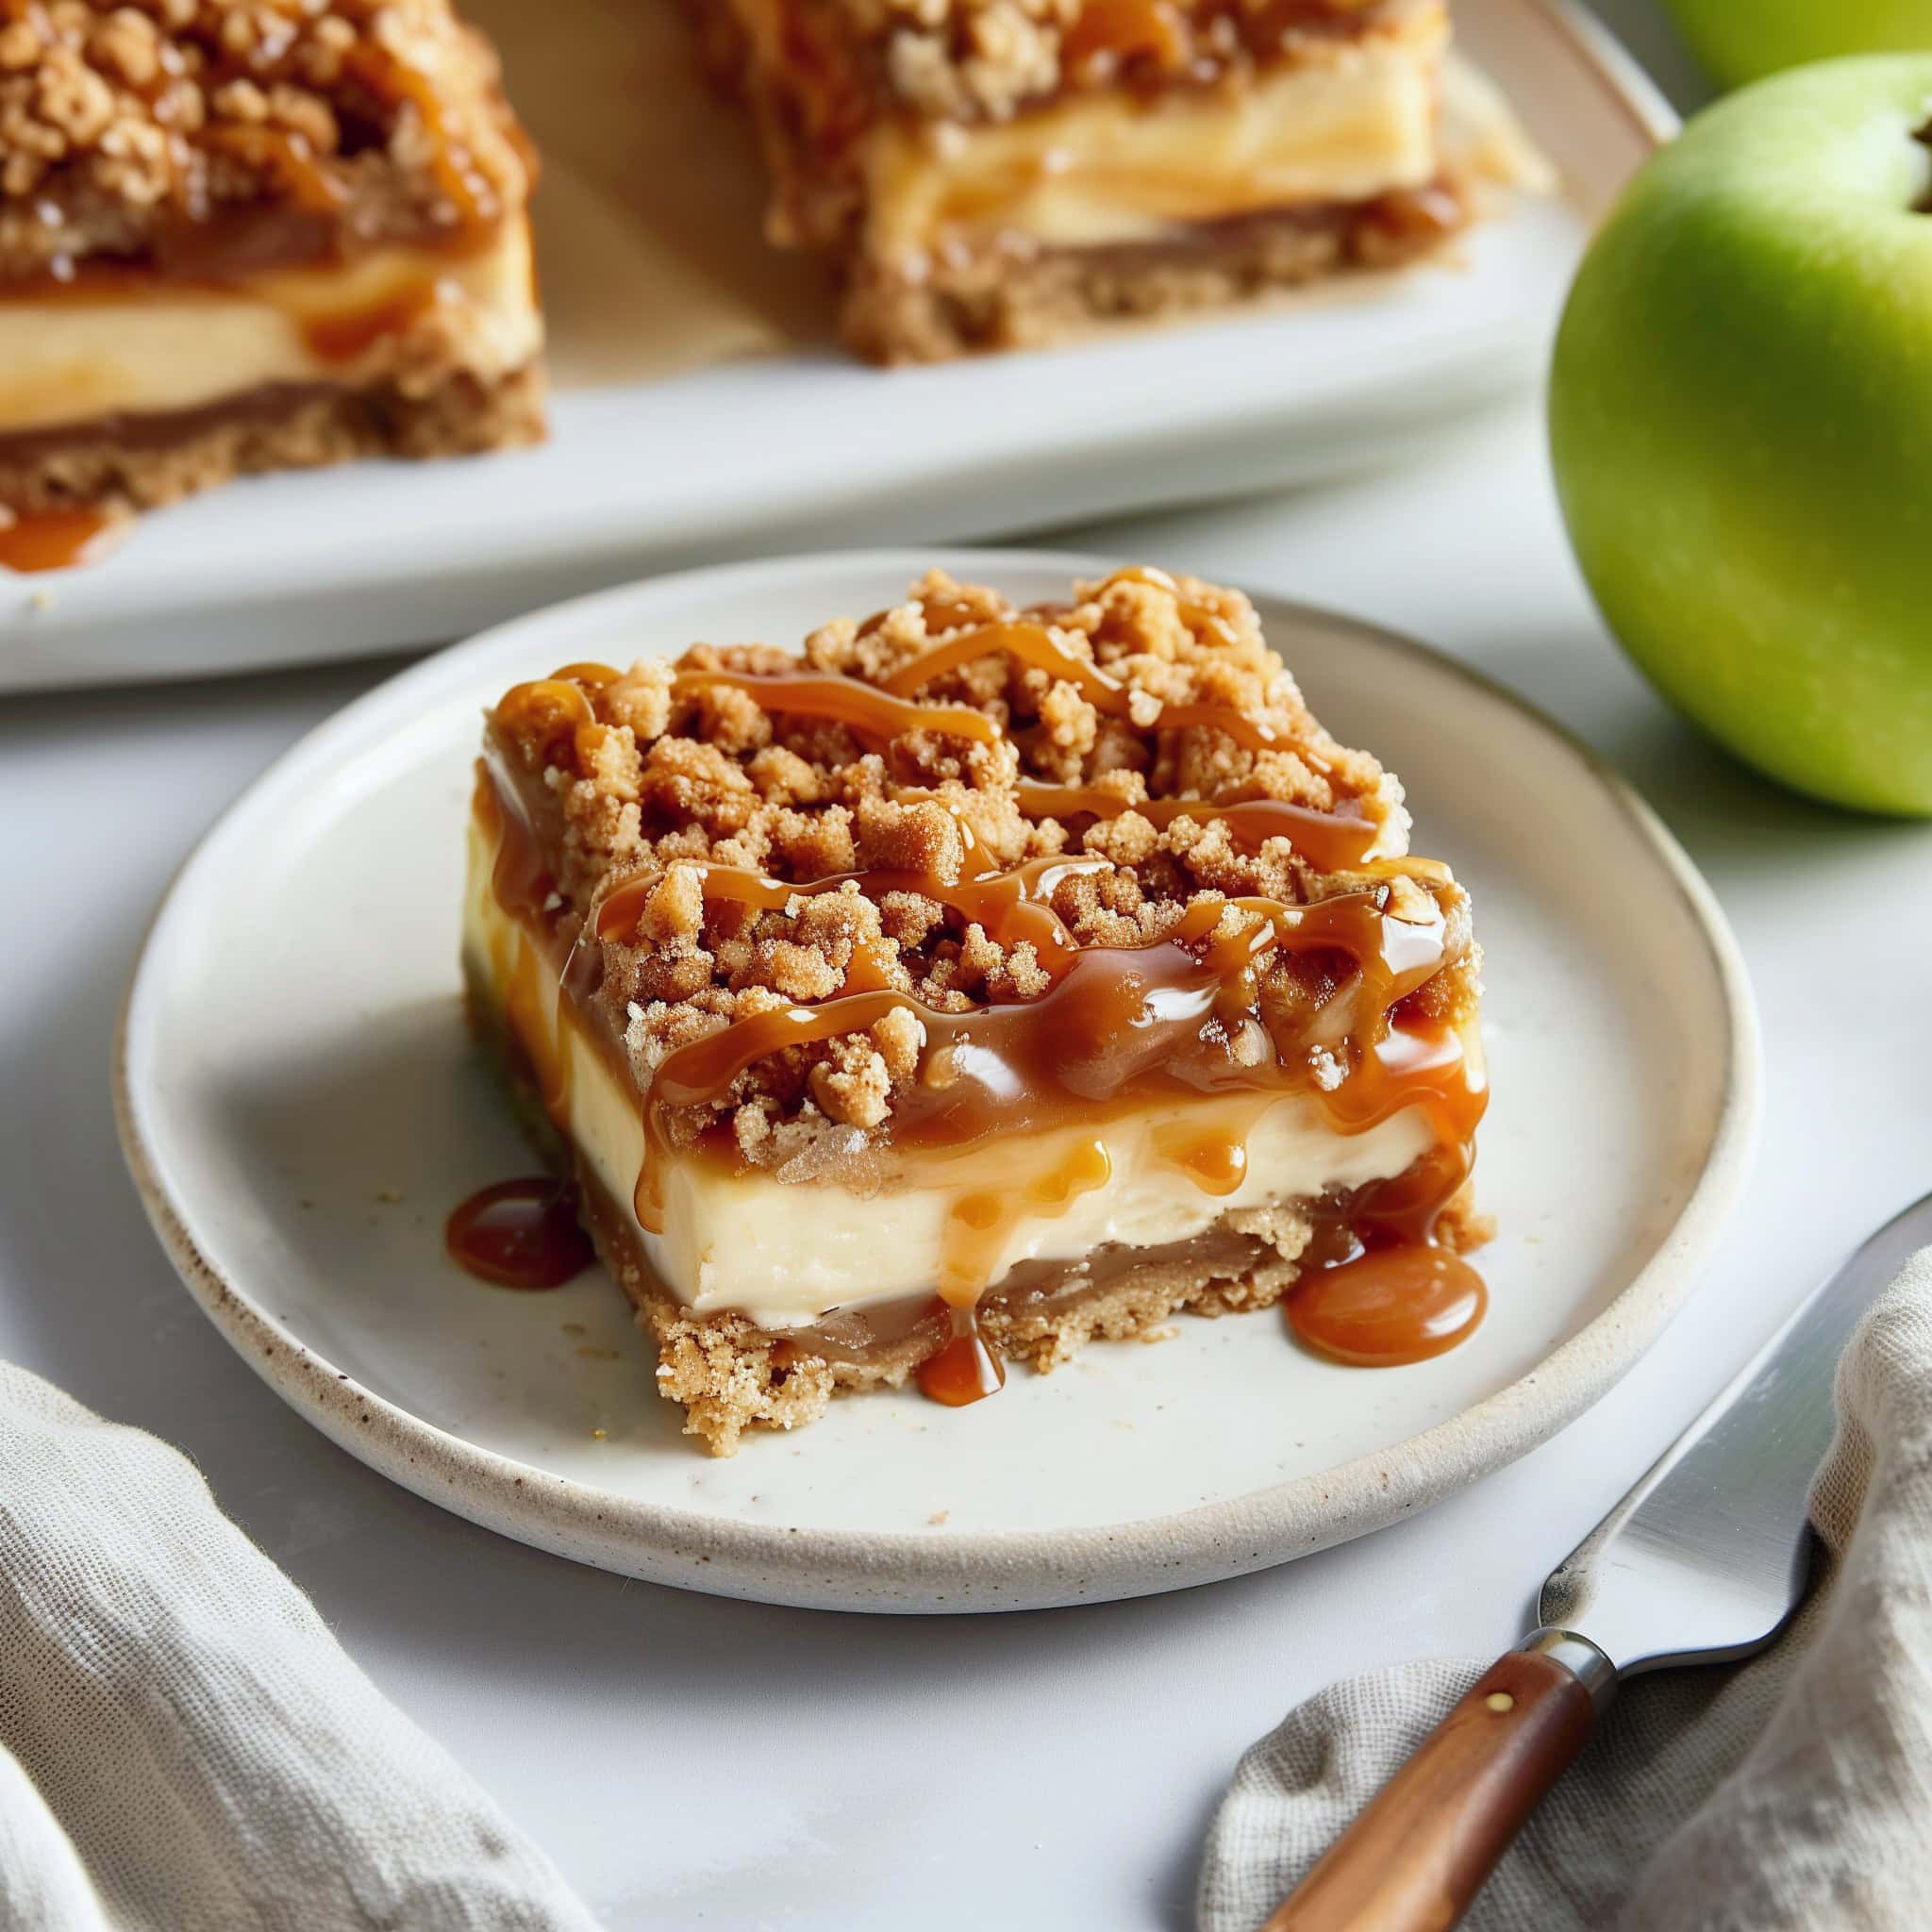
[1538,1188,1932,1679]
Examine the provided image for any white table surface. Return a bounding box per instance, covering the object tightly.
[6,8,1929,1926]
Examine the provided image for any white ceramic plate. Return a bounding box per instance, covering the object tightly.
[117,548,1757,1611]
[1,0,1671,692]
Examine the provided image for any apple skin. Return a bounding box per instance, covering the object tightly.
[1549,56,1932,815]
[1661,0,1932,91]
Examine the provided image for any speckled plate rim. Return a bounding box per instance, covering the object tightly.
[114,547,1761,1613]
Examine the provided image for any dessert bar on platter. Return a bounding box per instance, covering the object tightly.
[698,0,1487,360]
[0,0,541,545]
[463,563,1489,1453]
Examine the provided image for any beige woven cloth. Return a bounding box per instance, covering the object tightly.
[1200,1249,1932,1932]
[0,1367,601,1932]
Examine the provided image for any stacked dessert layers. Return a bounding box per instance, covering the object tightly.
[696,0,1474,359]
[467,566,1488,1454]
[0,0,541,520]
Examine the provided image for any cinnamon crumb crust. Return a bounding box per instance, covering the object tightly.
[488,566,1479,1180]
[468,973,1483,1456]
[0,359,541,513]
[842,180,1471,362]
[0,0,534,282]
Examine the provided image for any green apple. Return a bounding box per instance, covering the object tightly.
[1662,0,1932,91]
[1549,56,1932,815]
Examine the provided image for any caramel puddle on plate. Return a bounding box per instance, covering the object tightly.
[1289,1245,1488,1366]
[447,1177,594,1290]
[0,508,122,575]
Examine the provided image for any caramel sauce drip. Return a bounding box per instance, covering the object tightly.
[197,125,346,219]
[671,667,1000,748]
[492,675,601,747]
[917,1307,1007,1407]
[938,1137,1112,1305]
[880,618,1127,712]
[0,508,118,575]
[302,277,446,362]
[596,852,1109,990]
[344,44,502,241]
[446,1178,594,1291]
[1154,1125,1247,1197]
[1012,782,1384,875]
[1064,0,1191,75]
[881,617,1287,751]
[490,677,635,805]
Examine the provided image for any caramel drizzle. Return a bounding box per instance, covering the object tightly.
[197,125,347,219]
[491,673,622,773]
[672,669,999,747]
[882,618,1285,751]
[596,853,1111,989]
[883,781,1413,880]
[1012,782,1399,875]
[622,878,1469,1237]
[342,42,505,238]
[302,278,448,362]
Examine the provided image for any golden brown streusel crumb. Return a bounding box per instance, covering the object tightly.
[489,566,1475,1174]
[717,0,1420,130]
[0,0,531,279]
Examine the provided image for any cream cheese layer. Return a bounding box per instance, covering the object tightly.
[0,218,541,435]
[864,13,1447,258]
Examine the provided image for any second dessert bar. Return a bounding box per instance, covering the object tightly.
[698,0,1472,360]
[0,0,542,523]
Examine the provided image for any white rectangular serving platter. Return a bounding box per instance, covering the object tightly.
[0,0,1670,691]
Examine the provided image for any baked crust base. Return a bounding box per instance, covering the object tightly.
[843,188,1473,364]
[0,364,545,517]
[465,961,1481,1457]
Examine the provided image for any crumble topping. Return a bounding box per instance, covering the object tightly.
[488,568,1478,1173]
[742,0,1424,129]
[0,0,532,278]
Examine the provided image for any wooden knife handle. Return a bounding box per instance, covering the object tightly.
[1259,1641,1607,1932]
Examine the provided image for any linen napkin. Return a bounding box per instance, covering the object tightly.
[1199,1248,1932,1932]
[0,1365,601,1932]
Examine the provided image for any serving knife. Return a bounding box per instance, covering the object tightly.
[1262,1187,1932,1932]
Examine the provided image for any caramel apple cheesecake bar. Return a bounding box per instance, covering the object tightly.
[0,0,541,528]
[465,565,1488,1453]
[695,0,1475,360]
